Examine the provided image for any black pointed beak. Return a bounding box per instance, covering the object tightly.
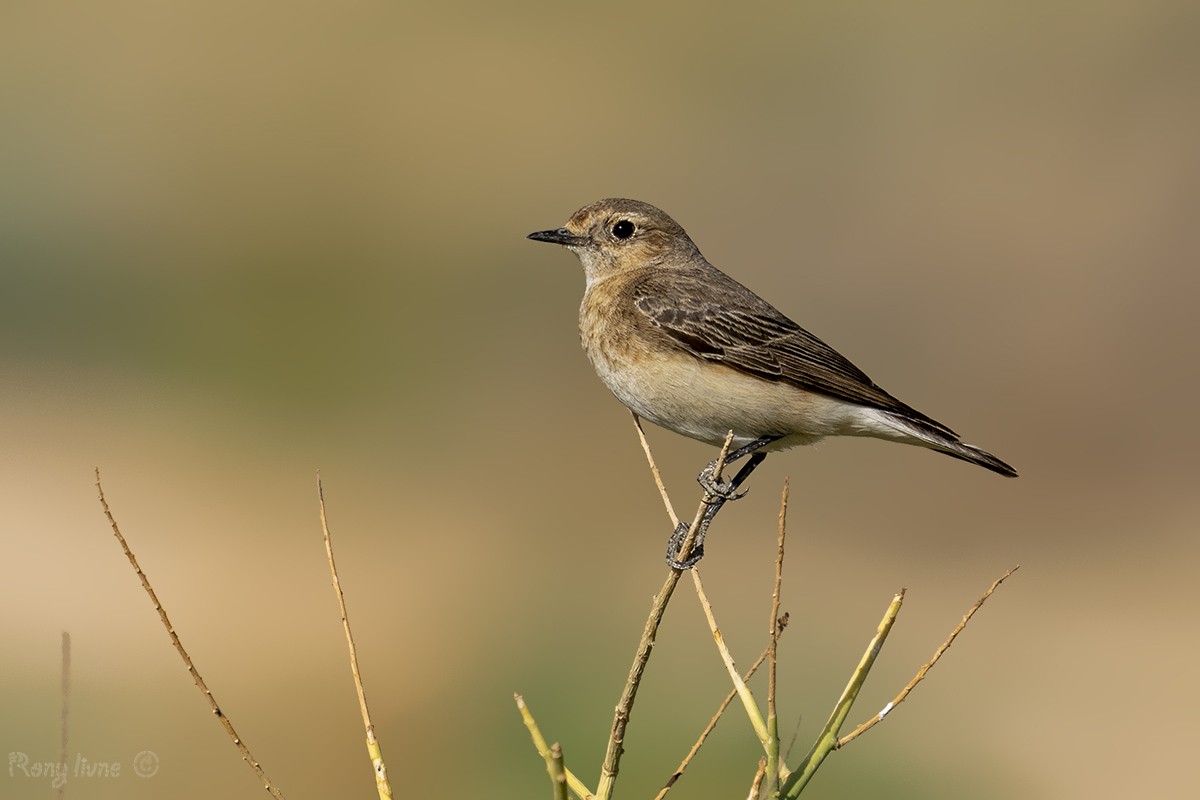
[528,227,587,247]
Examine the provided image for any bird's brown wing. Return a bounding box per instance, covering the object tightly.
[632,270,955,435]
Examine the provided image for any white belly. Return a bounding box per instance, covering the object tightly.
[584,334,882,450]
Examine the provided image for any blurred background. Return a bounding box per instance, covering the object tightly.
[3,1,1197,797]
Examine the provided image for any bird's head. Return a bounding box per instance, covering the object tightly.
[528,198,701,284]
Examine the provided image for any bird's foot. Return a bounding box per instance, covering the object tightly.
[665,521,705,570]
[698,461,750,501]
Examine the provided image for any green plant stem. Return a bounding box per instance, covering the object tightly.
[516,694,594,800]
[550,744,569,800]
[780,591,905,798]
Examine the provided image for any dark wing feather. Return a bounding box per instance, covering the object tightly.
[632,269,955,435]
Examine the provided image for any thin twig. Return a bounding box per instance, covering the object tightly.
[631,412,679,529]
[596,428,737,799]
[836,565,1020,748]
[746,758,767,800]
[596,570,683,800]
[317,475,392,800]
[654,616,789,800]
[765,480,789,793]
[782,714,804,764]
[95,469,286,799]
[690,568,770,748]
[515,694,594,800]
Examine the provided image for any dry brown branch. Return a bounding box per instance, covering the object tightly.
[835,565,1020,748]
[595,570,683,800]
[746,757,767,800]
[317,475,393,799]
[632,413,679,529]
[595,425,738,799]
[654,614,789,800]
[765,480,789,793]
[95,469,286,799]
[690,567,770,746]
[632,418,789,789]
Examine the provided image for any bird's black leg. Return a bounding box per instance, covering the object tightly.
[667,450,770,569]
[697,435,779,499]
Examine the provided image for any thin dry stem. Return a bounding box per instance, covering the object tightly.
[746,758,767,800]
[654,616,789,800]
[631,412,680,529]
[766,480,789,793]
[317,475,393,799]
[690,569,770,748]
[597,428,738,799]
[836,565,1021,748]
[597,570,683,799]
[95,469,286,799]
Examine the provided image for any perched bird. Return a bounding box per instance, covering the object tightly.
[529,198,1016,563]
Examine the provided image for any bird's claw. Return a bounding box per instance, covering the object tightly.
[665,522,704,570]
[698,462,750,501]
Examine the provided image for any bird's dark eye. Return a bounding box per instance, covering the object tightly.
[611,220,635,240]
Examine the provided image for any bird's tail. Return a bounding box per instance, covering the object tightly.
[873,410,1018,478]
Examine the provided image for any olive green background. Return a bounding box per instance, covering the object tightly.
[3,2,1197,798]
